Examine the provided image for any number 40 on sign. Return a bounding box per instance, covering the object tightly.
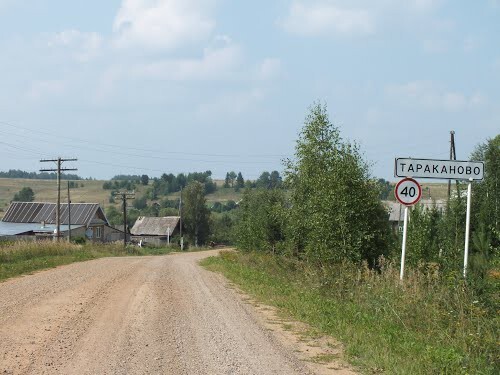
[395,177,422,206]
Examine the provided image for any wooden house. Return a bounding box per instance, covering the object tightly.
[0,202,124,242]
[130,216,180,246]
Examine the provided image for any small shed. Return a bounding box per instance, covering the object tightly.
[130,216,180,246]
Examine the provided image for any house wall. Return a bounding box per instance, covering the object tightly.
[131,236,172,247]
[103,225,124,242]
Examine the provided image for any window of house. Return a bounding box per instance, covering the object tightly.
[94,226,102,239]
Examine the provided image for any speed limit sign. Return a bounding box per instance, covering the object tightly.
[395,177,422,206]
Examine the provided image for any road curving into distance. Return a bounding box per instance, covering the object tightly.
[0,250,353,374]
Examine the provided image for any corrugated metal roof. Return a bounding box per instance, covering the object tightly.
[0,221,85,236]
[130,216,180,236]
[2,202,107,226]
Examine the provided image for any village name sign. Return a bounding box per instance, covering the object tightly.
[394,157,484,280]
[395,158,484,180]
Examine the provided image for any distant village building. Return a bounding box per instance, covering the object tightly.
[130,216,180,247]
[383,199,447,232]
[0,202,124,242]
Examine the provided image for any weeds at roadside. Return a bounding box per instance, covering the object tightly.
[201,250,499,375]
[0,241,177,281]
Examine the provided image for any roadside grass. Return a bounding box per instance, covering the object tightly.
[0,241,177,281]
[201,251,499,374]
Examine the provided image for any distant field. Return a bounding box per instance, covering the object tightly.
[0,178,451,219]
[0,179,145,219]
[0,178,243,219]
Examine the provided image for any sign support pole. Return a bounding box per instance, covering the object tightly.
[400,206,409,280]
[463,179,473,278]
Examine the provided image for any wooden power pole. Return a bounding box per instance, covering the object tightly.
[114,191,135,247]
[68,181,72,242]
[40,158,77,241]
[447,131,456,200]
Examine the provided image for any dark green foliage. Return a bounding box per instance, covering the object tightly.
[182,181,211,246]
[145,171,216,197]
[224,173,231,188]
[102,180,137,190]
[133,195,148,210]
[284,103,390,265]
[255,172,270,189]
[111,174,141,181]
[234,188,287,253]
[210,212,234,244]
[471,135,499,256]
[210,200,237,213]
[140,174,149,185]
[255,171,283,189]
[0,169,82,180]
[105,206,122,225]
[13,187,35,202]
[377,178,392,200]
[236,172,244,190]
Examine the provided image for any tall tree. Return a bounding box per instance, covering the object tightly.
[228,171,237,187]
[140,174,149,186]
[471,134,500,254]
[269,171,283,189]
[256,171,271,189]
[284,103,389,265]
[183,181,211,247]
[236,172,245,189]
[224,173,231,188]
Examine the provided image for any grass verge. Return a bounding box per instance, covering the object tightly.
[201,250,499,375]
[0,241,176,282]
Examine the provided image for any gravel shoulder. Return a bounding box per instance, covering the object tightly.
[0,250,355,374]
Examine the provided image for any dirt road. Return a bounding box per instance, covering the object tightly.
[0,250,353,374]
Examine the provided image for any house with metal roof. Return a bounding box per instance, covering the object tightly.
[0,202,124,242]
[130,216,180,246]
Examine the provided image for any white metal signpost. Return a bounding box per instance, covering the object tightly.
[394,178,422,280]
[394,157,484,278]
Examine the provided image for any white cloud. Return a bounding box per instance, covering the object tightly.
[113,0,216,50]
[47,30,103,62]
[279,0,450,39]
[385,81,487,112]
[128,38,242,81]
[279,1,375,36]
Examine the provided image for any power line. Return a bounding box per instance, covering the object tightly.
[0,120,288,158]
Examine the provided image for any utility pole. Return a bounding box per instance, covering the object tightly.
[447,131,456,199]
[67,181,72,242]
[179,186,183,251]
[114,191,135,247]
[40,158,77,241]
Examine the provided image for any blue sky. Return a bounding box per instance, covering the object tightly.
[0,0,498,181]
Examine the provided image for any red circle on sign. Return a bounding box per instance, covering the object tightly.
[395,177,422,206]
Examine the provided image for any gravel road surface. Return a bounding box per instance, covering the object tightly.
[0,250,348,374]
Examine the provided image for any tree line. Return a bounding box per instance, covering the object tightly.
[0,169,82,180]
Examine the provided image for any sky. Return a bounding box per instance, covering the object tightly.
[0,0,498,181]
